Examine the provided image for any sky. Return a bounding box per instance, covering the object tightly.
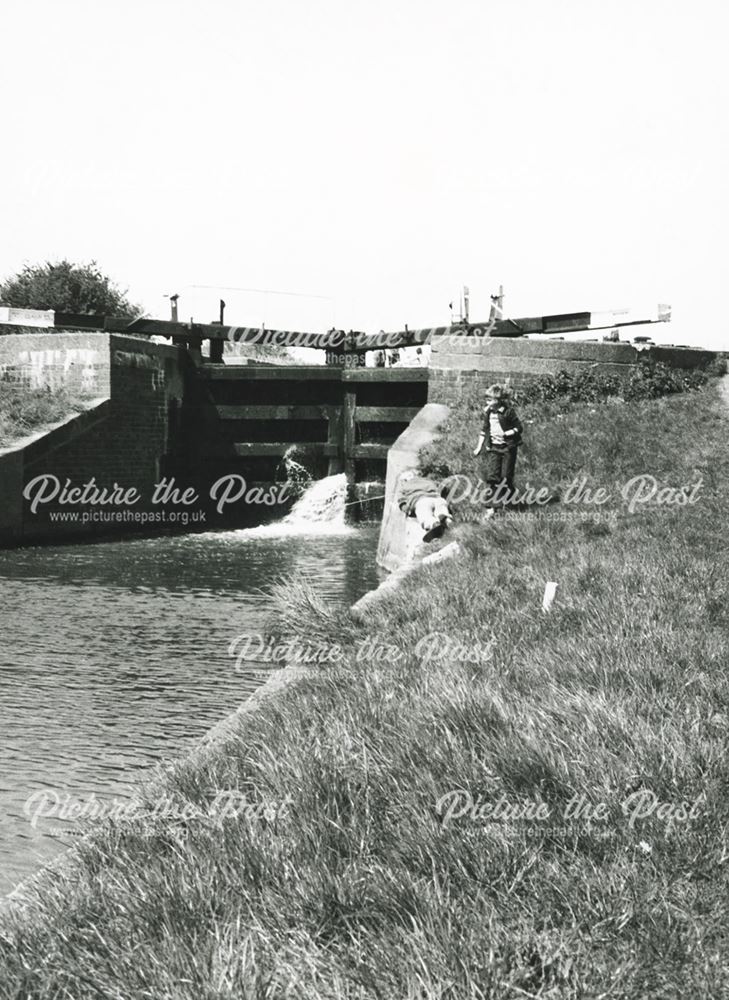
[1,0,728,348]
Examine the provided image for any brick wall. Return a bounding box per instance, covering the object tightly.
[428,335,717,405]
[0,331,111,395]
[0,335,191,546]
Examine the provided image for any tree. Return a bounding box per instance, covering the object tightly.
[0,260,141,318]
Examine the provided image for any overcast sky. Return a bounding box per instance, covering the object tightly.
[2,0,727,347]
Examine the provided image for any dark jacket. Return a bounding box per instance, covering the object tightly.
[397,476,444,517]
[481,403,523,449]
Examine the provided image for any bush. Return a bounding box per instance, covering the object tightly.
[514,368,623,404]
[0,260,140,319]
[512,361,708,407]
[622,360,707,400]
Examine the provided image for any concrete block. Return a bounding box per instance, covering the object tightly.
[422,540,461,565]
[376,402,450,572]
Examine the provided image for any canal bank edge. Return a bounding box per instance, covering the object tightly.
[152,403,456,780]
[177,403,455,773]
[1,404,449,915]
[0,663,313,915]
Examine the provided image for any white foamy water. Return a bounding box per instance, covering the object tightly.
[219,474,354,540]
[285,473,346,524]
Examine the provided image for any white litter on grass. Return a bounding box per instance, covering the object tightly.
[542,581,558,612]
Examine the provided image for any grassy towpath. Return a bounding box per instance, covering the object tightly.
[1,379,728,999]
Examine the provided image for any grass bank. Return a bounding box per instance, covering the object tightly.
[1,382,728,998]
[0,385,98,449]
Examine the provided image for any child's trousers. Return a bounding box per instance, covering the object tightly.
[483,446,518,500]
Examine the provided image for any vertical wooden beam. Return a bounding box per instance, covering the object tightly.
[187,335,203,365]
[208,302,226,362]
[209,337,224,363]
[342,331,360,492]
[326,406,344,476]
[343,390,356,488]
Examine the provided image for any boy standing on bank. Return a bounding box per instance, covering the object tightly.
[472,383,523,505]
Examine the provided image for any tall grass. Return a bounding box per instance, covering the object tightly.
[1,382,728,998]
[0,384,96,449]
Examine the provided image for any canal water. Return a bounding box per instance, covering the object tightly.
[0,489,380,895]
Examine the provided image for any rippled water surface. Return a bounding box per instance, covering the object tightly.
[0,524,379,894]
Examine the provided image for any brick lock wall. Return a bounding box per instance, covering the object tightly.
[427,335,717,406]
[17,336,189,544]
[0,331,111,394]
[429,370,520,407]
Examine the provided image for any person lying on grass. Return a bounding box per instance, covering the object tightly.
[473,382,523,506]
[397,470,453,541]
